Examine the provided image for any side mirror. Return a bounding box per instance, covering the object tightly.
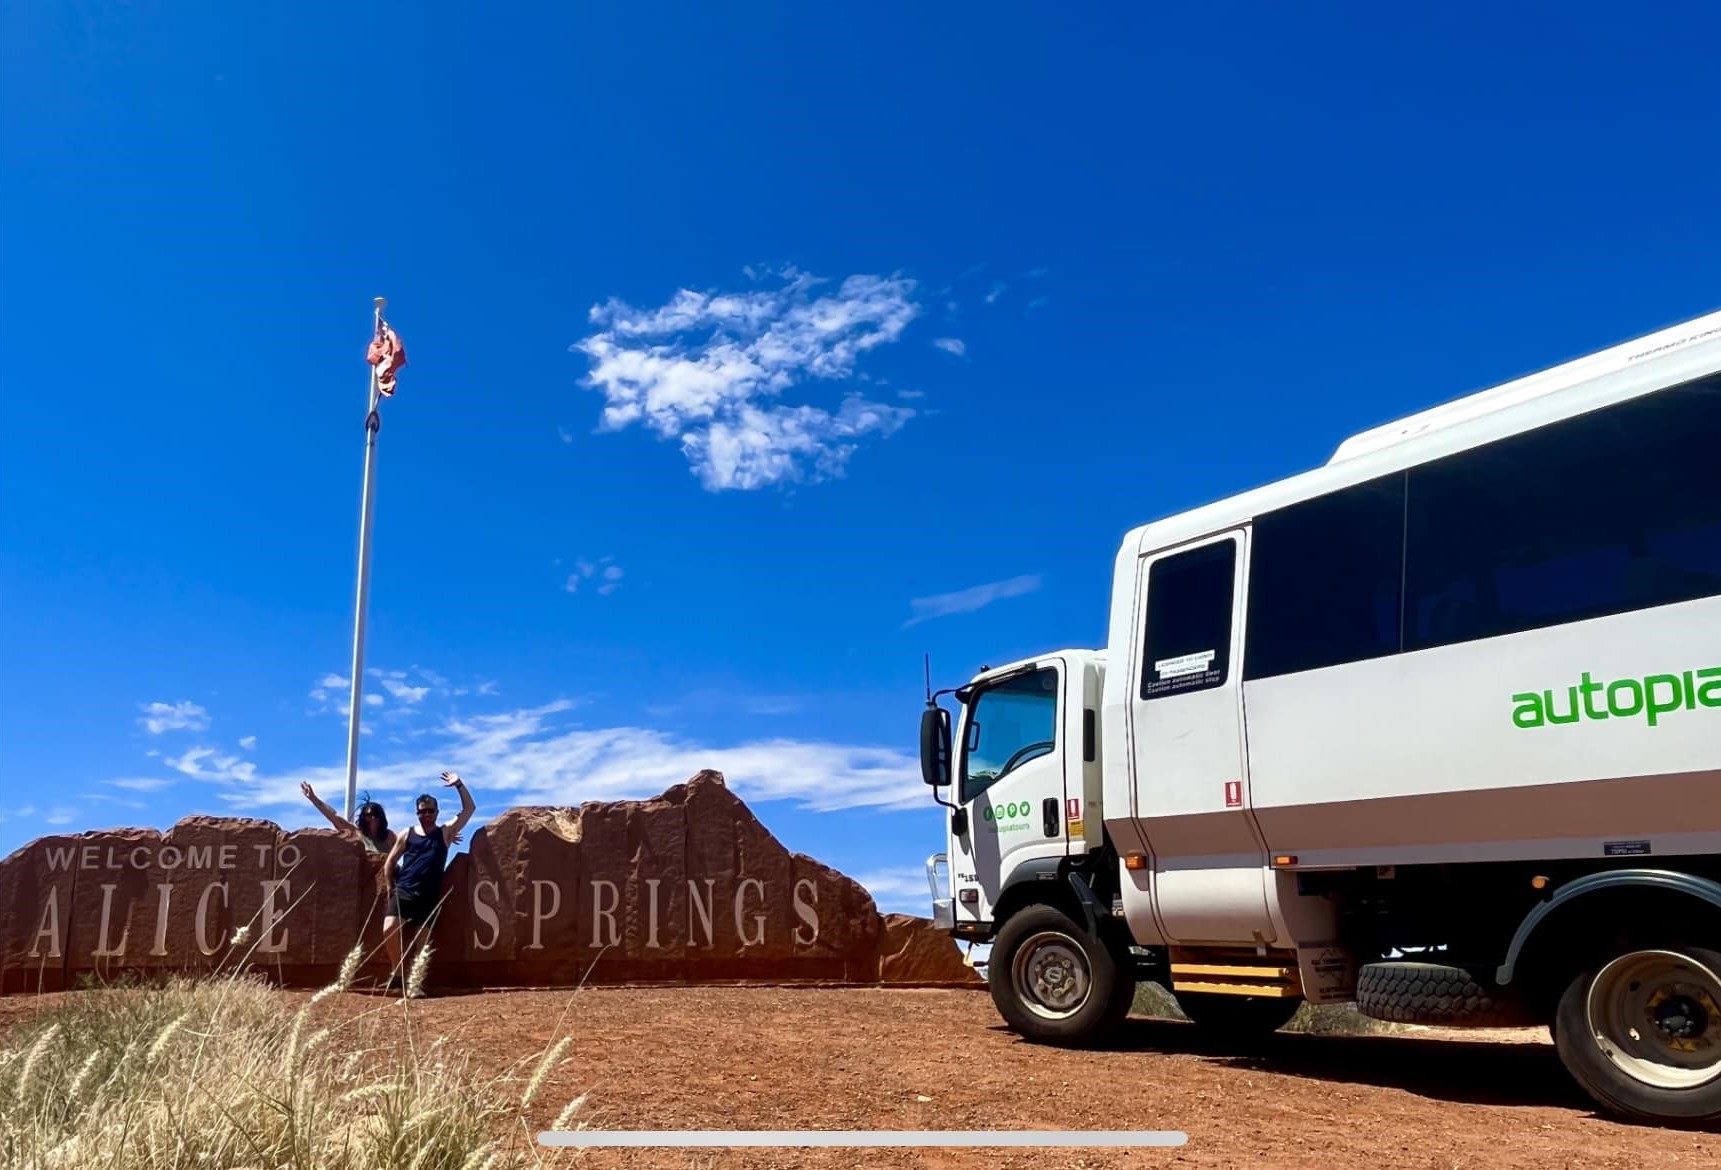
[950,808,968,837]
[919,705,951,787]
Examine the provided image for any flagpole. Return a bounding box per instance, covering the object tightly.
[343,296,387,821]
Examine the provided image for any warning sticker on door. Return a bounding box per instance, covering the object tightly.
[1223,780,1242,807]
[1154,651,1216,680]
[1143,649,1223,699]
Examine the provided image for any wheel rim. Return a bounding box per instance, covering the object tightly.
[1009,930,1092,1020]
[1585,948,1721,1090]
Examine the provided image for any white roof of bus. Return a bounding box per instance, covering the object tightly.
[1119,307,1721,559]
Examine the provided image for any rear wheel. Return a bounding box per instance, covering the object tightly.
[988,903,1135,1047]
[1552,943,1721,1125]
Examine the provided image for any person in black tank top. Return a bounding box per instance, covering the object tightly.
[381,771,477,994]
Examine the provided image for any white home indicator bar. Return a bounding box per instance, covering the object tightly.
[538,1130,1188,1148]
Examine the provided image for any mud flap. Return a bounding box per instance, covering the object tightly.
[1296,944,1357,1004]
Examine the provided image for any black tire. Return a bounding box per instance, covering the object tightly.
[1551,942,1721,1126]
[1175,990,1301,1037]
[987,903,1135,1047]
[1356,960,1535,1027]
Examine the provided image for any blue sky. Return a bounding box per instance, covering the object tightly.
[2,3,1718,912]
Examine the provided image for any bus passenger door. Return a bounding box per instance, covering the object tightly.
[1127,529,1275,944]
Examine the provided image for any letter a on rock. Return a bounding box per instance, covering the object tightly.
[29,887,63,958]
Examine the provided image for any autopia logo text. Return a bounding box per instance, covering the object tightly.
[1512,667,1720,729]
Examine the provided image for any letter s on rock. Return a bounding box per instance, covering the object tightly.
[792,878,819,946]
[473,879,501,952]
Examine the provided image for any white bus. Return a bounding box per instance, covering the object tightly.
[920,308,1721,1125]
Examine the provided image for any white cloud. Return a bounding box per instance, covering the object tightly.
[239,736,257,750]
[138,700,210,735]
[85,793,148,810]
[647,687,804,721]
[573,267,919,490]
[851,866,936,915]
[904,573,1043,627]
[564,556,623,596]
[985,281,1006,304]
[44,807,78,826]
[310,665,455,721]
[183,698,925,820]
[557,427,574,444]
[108,778,174,792]
[932,338,966,357]
[165,746,257,784]
[308,673,352,708]
[380,680,429,704]
[16,805,37,818]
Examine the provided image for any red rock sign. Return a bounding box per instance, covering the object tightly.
[0,771,980,993]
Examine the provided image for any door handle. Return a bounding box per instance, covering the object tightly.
[1043,797,1059,838]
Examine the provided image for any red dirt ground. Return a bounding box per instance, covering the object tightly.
[5,984,1717,1169]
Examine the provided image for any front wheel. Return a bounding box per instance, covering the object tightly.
[988,903,1135,1047]
[1552,943,1721,1125]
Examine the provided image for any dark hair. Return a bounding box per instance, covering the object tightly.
[355,796,389,845]
[416,793,438,812]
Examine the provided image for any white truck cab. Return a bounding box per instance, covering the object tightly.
[919,308,1721,1127]
[938,650,1105,930]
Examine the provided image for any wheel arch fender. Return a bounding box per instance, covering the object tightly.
[993,857,1078,925]
[1496,868,1721,987]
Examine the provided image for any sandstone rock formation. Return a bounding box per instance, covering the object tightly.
[0,815,396,994]
[0,770,980,994]
[427,769,885,987]
[877,912,983,986]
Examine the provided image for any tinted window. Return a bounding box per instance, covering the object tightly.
[1403,373,1721,651]
[1245,472,1406,680]
[1140,539,1236,700]
[960,667,1058,802]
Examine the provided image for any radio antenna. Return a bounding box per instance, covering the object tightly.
[924,652,932,704]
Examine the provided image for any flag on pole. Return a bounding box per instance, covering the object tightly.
[367,318,407,397]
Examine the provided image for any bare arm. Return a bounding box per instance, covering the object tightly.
[381,827,408,890]
[301,781,355,836]
[440,771,477,843]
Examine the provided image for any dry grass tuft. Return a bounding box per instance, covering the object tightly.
[0,956,591,1168]
[1131,980,1400,1034]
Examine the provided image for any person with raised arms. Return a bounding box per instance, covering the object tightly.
[380,770,477,994]
[299,781,396,854]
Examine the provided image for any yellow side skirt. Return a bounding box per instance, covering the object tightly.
[1168,947,1304,997]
